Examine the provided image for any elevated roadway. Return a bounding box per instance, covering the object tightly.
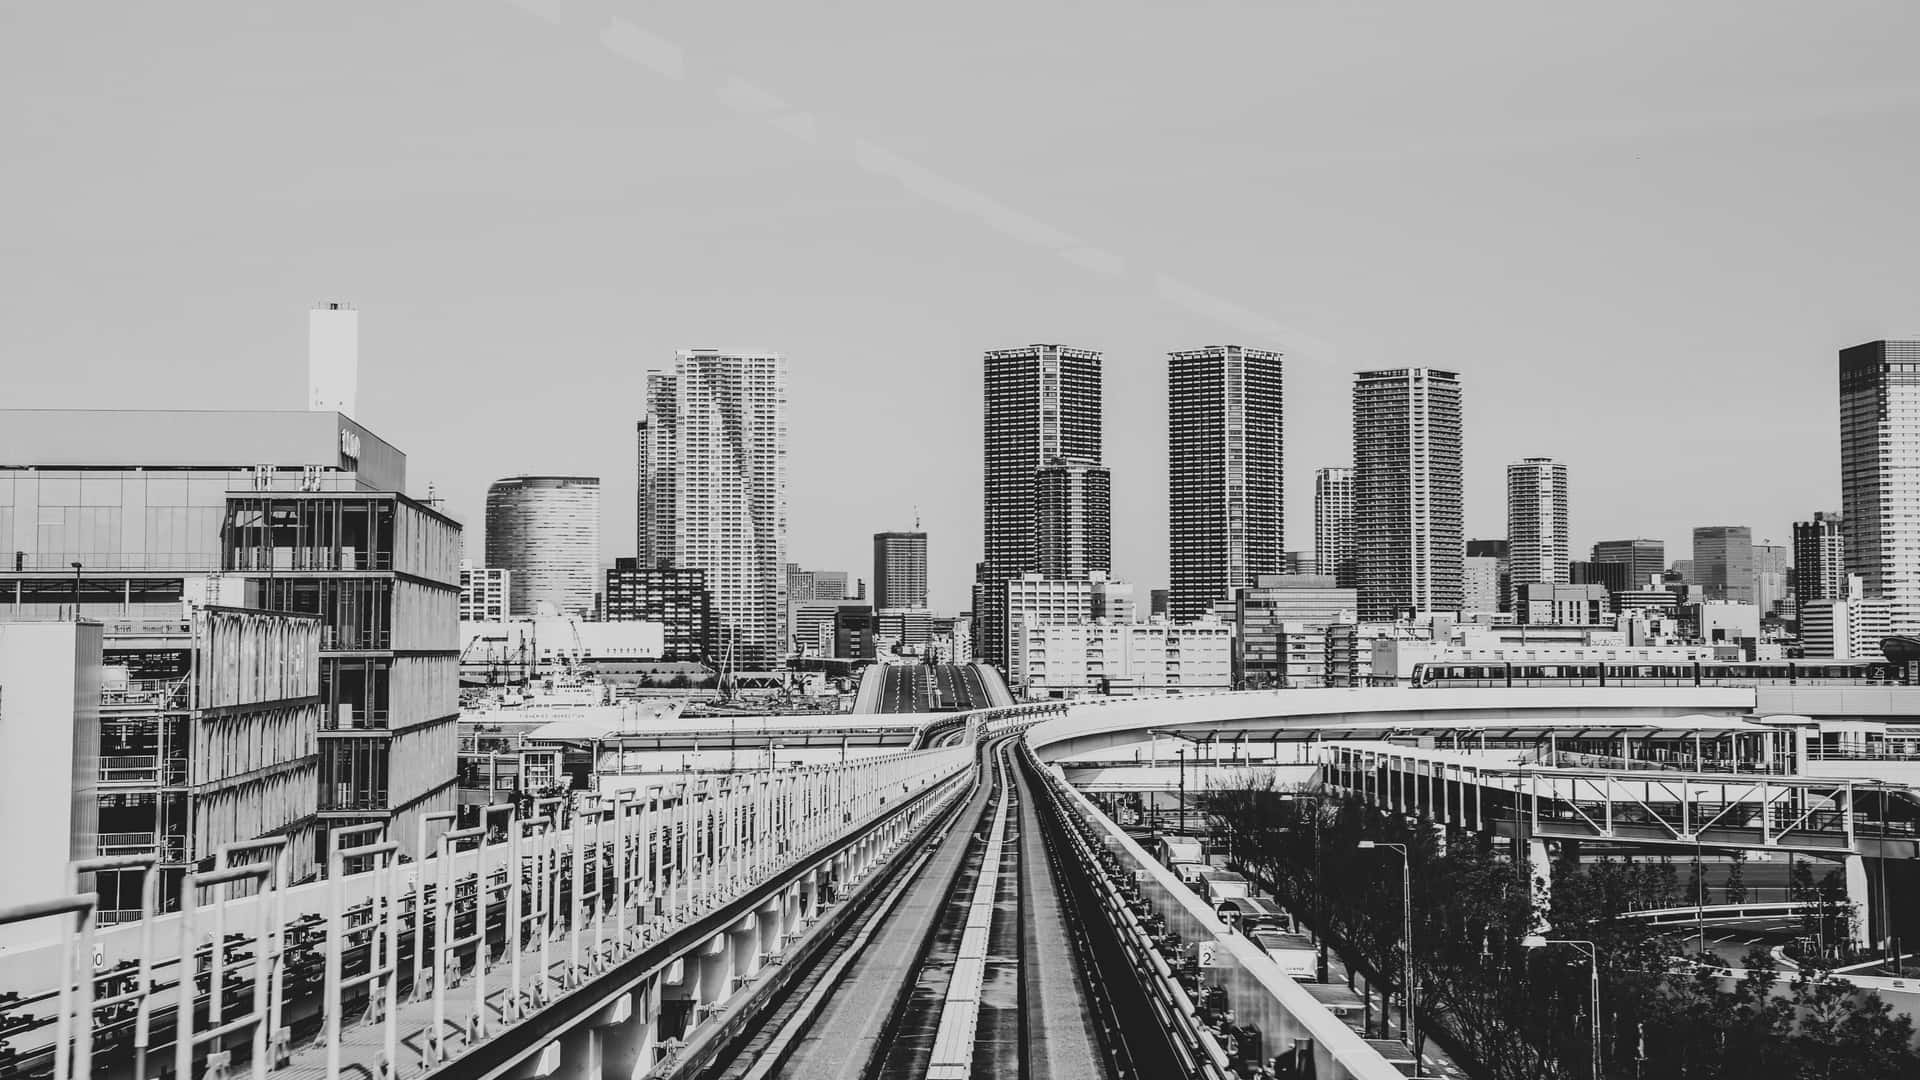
[16,683,1920,1080]
[853,663,1010,715]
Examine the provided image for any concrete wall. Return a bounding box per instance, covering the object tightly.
[1050,768,1403,1080]
[0,620,101,948]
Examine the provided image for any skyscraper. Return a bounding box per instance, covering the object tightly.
[1691,526,1754,605]
[1466,539,1511,612]
[1313,467,1356,588]
[1167,346,1284,622]
[1591,539,1666,587]
[873,531,929,610]
[485,476,601,617]
[1841,340,1920,635]
[1506,457,1569,591]
[1035,460,1111,580]
[635,349,789,667]
[1753,541,1790,616]
[1793,512,1845,607]
[975,345,1103,667]
[635,369,677,564]
[1353,368,1463,620]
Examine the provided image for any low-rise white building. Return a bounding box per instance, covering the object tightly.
[1799,575,1892,659]
[461,616,664,675]
[1005,574,1094,645]
[459,562,511,623]
[1013,618,1232,698]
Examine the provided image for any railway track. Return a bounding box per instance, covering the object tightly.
[703,734,1123,1080]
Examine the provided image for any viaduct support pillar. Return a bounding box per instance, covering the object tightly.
[1845,854,1874,949]
[598,980,661,1080]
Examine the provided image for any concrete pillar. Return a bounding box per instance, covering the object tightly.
[506,1041,563,1080]
[1527,839,1552,889]
[727,915,757,983]
[758,899,783,962]
[1844,854,1873,948]
[599,982,660,1080]
[697,934,731,1020]
[556,1022,601,1080]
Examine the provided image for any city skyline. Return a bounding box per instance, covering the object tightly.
[6,5,1918,613]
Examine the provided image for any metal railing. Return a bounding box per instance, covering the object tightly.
[319,709,390,731]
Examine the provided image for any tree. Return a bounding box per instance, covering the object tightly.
[1724,849,1749,905]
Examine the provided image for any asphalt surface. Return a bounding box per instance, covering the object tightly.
[875,663,992,714]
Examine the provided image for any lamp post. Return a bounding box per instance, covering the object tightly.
[1689,785,1713,958]
[1359,840,1418,1076]
[1282,791,1330,983]
[1523,935,1601,1080]
[1177,746,1187,836]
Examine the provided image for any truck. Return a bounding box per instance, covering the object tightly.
[1156,836,1204,868]
[1250,928,1320,980]
[1198,868,1252,904]
[1172,862,1210,892]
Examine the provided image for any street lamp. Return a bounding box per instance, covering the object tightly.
[1282,791,1331,983]
[1523,935,1601,1080]
[1359,840,1418,1077]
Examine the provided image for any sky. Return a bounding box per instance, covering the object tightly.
[5,1,1919,611]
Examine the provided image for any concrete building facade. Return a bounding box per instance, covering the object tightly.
[1236,575,1358,688]
[605,558,714,663]
[458,562,510,623]
[1012,618,1233,698]
[0,620,101,938]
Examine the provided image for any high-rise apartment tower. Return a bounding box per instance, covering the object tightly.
[1352,368,1463,620]
[1841,340,1920,635]
[973,345,1103,667]
[1793,513,1846,607]
[873,531,929,610]
[1506,457,1569,590]
[1314,467,1355,588]
[635,350,788,667]
[1166,346,1284,622]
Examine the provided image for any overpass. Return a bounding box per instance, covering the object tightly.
[7,685,1918,1080]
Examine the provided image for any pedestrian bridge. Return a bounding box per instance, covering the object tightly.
[5,685,1917,1080]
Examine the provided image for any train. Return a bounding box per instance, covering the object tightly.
[1410,657,1911,689]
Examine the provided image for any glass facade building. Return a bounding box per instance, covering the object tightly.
[0,410,460,863]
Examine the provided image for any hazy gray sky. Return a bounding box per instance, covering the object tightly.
[5,2,1918,610]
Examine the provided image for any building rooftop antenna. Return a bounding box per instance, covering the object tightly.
[914,504,921,530]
